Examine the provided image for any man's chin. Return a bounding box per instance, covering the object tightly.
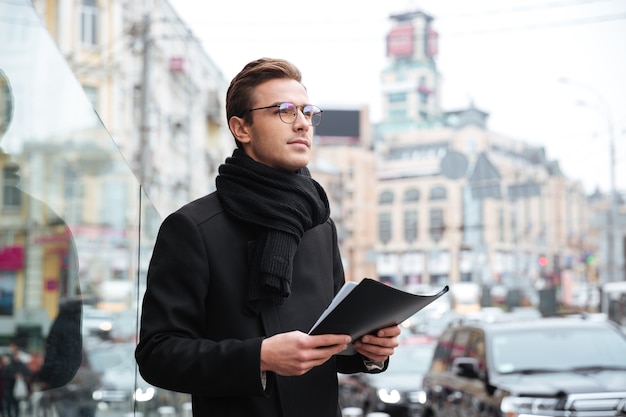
[285,154,310,172]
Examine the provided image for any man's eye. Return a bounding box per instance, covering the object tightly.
[279,104,296,114]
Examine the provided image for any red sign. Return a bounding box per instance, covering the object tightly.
[418,84,433,95]
[0,246,23,270]
[170,56,186,73]
[386,24,414,57]
[45,279,59,291]
[427,26,439,57]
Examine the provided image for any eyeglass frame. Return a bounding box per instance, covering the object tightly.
[246,102,323,126]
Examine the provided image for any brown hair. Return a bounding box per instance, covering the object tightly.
[226,58,302,147]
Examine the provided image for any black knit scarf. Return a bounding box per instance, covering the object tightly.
[215,149,330,311]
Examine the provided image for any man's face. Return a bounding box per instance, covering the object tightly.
[236,78,314,172]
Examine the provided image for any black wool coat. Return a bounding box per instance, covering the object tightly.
[135,192,375,417]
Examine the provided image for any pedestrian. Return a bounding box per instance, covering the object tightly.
[0,354,7,417]
[135,57,401,417]
[2,347,30,417]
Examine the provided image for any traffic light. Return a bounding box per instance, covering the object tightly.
[538,255,548,268]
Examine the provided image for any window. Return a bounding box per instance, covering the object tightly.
[388,92,406,103]
[404,188,420,202]
[0,272,16,314]
[389,108,407,121]
[429,185,447,200]
[83,85,98,112]
[449,329,471,366]
[379,212,392,244]
[378,190,394,205]
[466,330,486,372]
[511,210,517,241]
[64,166,83,225]
[2,165,21,208]
[431,328,455,372]
[498,208,505,242]
[404,210,418,243]
[1,77,11,129]
[81,0,99,47]
[491,327,626,374]
[429,208,444,242]
[418,77,428,105]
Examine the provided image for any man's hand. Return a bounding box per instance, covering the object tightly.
[352,324,401,363]
[261,331,350,376]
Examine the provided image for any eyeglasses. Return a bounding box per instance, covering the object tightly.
[247,102,323,126]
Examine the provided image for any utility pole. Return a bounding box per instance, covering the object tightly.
[139,13,152,191]
[560,78,620,283]
[607,108,618,282]
[589,96,618,283]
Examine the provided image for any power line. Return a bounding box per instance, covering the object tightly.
[443,12,626,37]
[432,0,620,19]
[187,12,626,44]
[173,0,620,27]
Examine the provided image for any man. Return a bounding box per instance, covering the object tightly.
[135,58,400,417]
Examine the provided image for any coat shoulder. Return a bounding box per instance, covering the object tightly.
[174,192,224,226]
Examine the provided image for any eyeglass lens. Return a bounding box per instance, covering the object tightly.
[278,103,322,126]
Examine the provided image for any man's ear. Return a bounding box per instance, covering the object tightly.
[228,116,251,145]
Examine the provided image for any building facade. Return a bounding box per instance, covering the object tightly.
[33,0,231,217]
[373,8,605,303]
[28,0,232,313]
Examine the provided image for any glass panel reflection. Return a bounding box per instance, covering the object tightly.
[0,1,189,415]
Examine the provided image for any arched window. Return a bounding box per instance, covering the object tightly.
[378,190,394,205]
[404,188,420,202]
[429,185,447,200]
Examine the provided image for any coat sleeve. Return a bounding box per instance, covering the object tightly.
[135,211,268,397]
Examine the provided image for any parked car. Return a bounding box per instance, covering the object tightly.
[422,316,626,417]
[339,335,436,417]
[87,342,189,416]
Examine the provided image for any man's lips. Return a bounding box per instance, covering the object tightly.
[289,139,310,148]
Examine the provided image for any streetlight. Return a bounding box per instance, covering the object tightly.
[560,77,619,283]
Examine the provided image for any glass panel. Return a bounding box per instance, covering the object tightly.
[0,1,189,415]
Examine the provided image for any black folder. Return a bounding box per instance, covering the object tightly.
[309,278,449,355]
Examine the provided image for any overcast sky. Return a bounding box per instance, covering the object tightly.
[169,0,626,194]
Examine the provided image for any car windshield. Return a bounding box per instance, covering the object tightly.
[491,326,626,374]
[386,344,435,374]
